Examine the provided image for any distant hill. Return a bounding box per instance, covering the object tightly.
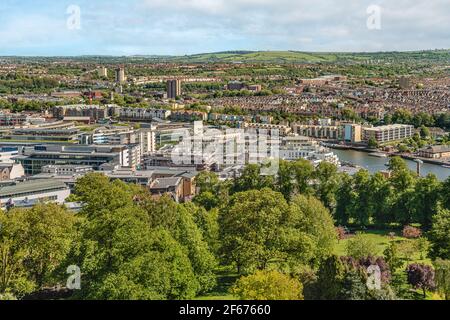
[2,50,449,64]
[164,50,450,64]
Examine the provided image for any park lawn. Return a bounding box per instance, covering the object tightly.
[334,229,432,265]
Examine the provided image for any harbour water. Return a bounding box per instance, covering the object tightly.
[332,149,450,181]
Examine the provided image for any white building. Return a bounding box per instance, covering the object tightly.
[0,179,70,209]
[280,135,340,166]
[363,124,414,143]
[117,107,171,121]
[0,147,20,163]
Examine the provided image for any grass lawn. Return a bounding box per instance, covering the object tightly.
[334,229,432,265]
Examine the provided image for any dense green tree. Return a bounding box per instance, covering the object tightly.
[340,270,367,300]
[142,196,217,292]
[428,207,450,260]
[276,160,296,200]
[410,174,441,228]
[219,188,290,273]
[314,162,340,211]
[193,191,219,211]
[195,171,219,194]
[0,204,77,297]
[288,195,336,266]
[292,159,315,195]
[351,170,372,226]
[433,259,450,300]
[368,172,393,225]
[441,177,450,210]
[334,174,354,225]
[368,137,379,149]
[314,255,346,300]
[186,203,220,256]
[233,164,274,192]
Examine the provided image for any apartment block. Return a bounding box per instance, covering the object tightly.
[363,124,414,143]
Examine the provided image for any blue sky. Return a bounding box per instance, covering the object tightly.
[0,0,448,56]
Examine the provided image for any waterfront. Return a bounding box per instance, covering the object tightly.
[332,149,450,181]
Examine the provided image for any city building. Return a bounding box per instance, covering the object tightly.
[227,81,245,91]
[279,136,340,166]
[399,76,412,89]
[115,67,126,83]
[170,110,208,122]
[0,113,28,126]
[149,177,184,202]
[53,105,108,122]
[15,144,140,175]
[0,147,20,163]
[0,163,25,181]
[248,84,262,92]
[0,179,70,209]
[114,107,171,121]
[418,145,450,159]
[240,122,292,136]
[167,79,182,99]
[1,121,80,143]
[344,124,363,143]
[292,123,343,140]
[50,91,82,99]
[363,124,414,143]
[98,66,108,78]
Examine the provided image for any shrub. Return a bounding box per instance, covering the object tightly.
[402,226,422,239]
[231,270,303,300]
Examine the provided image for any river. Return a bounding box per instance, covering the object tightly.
[331,149,450,181]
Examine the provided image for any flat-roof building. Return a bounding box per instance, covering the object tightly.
[363,124,414,143]
[0,179,70,209]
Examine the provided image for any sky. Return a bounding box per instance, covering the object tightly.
[0,0,448,56]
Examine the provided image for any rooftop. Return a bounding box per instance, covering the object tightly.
[150,177,182,190]
[420,145,450,153]
[364,124,414,131]
[0,179,68,198]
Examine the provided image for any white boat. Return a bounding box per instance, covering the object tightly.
[368,152,388,158]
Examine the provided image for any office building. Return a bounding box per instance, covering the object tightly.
[15,144,140,175]
[1,121,80,143]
